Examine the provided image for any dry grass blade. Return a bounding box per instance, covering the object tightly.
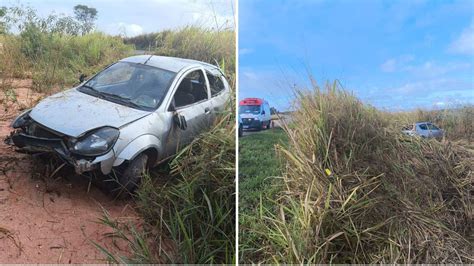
[250,81,473,264]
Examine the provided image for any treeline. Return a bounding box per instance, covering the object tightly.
[123,32,161,50]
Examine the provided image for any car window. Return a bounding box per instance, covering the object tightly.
[173,70,209,108]
[427,123,439,130]
[206,71,226,97]
[418,124,428,130]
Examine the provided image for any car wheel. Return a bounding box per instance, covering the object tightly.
[111,153,148,198]
[238,123,243,137]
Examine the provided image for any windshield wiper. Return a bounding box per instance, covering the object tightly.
[81,85,104,97]
[98,92,144,109]
[80,85,144,109]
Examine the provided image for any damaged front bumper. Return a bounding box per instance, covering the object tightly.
[5,129,114,175]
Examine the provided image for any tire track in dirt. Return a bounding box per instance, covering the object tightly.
[0,81,138,263]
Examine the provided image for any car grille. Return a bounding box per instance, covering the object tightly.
[27,121,63,139]
[242,118,254,125]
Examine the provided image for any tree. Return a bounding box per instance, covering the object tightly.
[0,6,7,34]
[270,107,278,115]
[73,4,97,35]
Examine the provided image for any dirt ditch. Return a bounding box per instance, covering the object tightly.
[0,80,138,263]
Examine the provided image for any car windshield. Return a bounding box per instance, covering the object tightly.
[78,62,176,110]
[240,105,261,114]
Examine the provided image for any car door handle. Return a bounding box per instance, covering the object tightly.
[204,107,211,114]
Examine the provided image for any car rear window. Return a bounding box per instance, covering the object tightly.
[206,71,226,97]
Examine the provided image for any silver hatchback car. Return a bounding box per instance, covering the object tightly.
[6,55,230,193]
[402,122,444,139]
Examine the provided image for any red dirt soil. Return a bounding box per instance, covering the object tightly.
[0,80,138,263]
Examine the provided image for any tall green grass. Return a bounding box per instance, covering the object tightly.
[242,80,472,263]
[124,27,235,76]
[0,5,132,97]
[154,26,235,75]
[138,112,235,263]
[1,30,132,93]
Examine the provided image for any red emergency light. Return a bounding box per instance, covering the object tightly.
[239,98,263,106]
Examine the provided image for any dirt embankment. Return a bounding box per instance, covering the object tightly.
[0,80,138,263]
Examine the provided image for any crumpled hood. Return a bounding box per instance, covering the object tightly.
[30,88,151,137]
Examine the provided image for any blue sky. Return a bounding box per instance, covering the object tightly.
[239,0,474,111]
[1,0,234,36]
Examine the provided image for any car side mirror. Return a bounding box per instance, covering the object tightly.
[173,112,187,130]
[261,110,265,115]
[79,74,87,83]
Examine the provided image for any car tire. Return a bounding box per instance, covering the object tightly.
[110,153,148,198]
[238,123,243,137]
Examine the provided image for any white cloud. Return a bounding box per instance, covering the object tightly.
[392,78,472,95]
[381,56,471,78]
[380,55,414,72]
[449,22,474,55]
[239,48,253,56]
[381,59,397,72]
[403,61,471,77]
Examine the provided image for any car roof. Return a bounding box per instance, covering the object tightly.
[120,55,219,73]
[415,122,431,125]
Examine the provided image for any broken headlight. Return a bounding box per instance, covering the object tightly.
[71,127,119,156]
[11,109,32,128]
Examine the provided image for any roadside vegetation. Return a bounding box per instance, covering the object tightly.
[0,5,132,96]
[125,26,235,79]
[239,128,287,261]
[1,3,235,264]
[240,80,473,263]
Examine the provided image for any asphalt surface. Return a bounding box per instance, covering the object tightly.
[241,114,291,137]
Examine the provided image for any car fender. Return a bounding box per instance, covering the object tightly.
[113,134,162,166]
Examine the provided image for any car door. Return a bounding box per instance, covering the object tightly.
[164,67,212,156]
[417,123,429,138]
[425,123,434,138]
[427,123,440,138]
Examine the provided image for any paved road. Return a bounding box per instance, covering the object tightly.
[241,114,292,137]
